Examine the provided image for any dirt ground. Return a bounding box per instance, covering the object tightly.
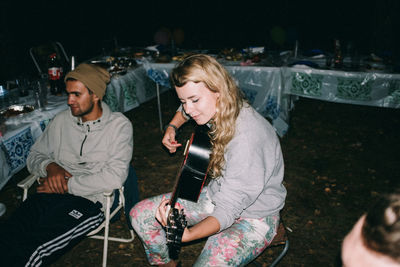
[1,89,399,266]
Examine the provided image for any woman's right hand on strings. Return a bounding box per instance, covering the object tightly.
[162,127,182,153]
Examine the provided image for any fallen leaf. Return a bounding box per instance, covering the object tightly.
[324,187,331,193]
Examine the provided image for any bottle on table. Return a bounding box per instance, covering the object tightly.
[333,39,343,68]
[47,53,64,95]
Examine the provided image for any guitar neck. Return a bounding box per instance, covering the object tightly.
[169,138,192,208]
[169,186,179,209]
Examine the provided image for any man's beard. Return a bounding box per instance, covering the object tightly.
[71,101,94,118]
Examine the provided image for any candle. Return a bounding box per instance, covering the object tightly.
[71,56,75,70]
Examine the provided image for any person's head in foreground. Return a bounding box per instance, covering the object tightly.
[170,54,245,177]
[64,63,110,121]
[342,191,400,267]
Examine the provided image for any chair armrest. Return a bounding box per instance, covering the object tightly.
[102,190,114,197]
[17,174,39,191]
[17,174,40,201]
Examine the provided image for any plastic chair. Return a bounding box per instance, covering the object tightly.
[17,172,135,267]
[251,220,290,267]
[29,41,70,78]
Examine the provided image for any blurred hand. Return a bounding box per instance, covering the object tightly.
[155,196,171,227]
[155,196,185,225]
[162,127,182,153]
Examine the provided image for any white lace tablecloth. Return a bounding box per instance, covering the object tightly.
[145,62,400,137]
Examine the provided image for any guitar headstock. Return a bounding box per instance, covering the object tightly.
[166,207,187,260]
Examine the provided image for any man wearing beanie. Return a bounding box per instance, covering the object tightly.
[0,63,137,266]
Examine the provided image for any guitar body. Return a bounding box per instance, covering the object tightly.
[174,124,211,202]
[166,124,211,260]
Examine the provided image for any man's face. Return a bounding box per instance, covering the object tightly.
[341,215,400,267]
[66,80,97,121]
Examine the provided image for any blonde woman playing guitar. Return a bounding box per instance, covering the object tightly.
[130,54,286,267]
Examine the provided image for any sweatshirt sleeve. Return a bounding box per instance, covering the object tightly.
[67,117,133,196]
[26,116,60,178]
[209,133,267,231]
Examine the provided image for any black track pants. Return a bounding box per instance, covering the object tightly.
[0,193,104,267]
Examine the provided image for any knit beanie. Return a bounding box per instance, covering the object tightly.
[64,63,110,99]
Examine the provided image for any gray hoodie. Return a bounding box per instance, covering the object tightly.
[207,104,286,231]
[27,103,133,209]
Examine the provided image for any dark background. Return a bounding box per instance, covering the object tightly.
[1,0,399,82]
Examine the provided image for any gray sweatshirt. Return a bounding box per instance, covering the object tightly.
[207,104,286,231]
[27,103,133,209]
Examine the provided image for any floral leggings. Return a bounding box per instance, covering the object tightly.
[130,187,279,266]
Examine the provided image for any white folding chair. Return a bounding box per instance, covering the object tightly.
[17,174,135,267]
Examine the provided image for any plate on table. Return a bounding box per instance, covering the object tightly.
[0,105,35,119]
[288,60,320,68]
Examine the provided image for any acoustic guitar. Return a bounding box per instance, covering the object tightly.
[165,124,211,260]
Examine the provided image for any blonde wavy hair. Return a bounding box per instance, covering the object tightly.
[170,54,244,178]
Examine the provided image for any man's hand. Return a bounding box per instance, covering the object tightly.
[37,162,72,194]
[36,177,65,193]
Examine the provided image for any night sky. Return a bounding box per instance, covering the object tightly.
[0,0,399,81]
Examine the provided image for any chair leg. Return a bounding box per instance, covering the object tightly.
[269,240,289,267]
[250,240,289,267]
[156,83,163,131]
[106,229,135,242]
[88,187,136,266]
[102,194,111,267]
[88,204,136,242]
